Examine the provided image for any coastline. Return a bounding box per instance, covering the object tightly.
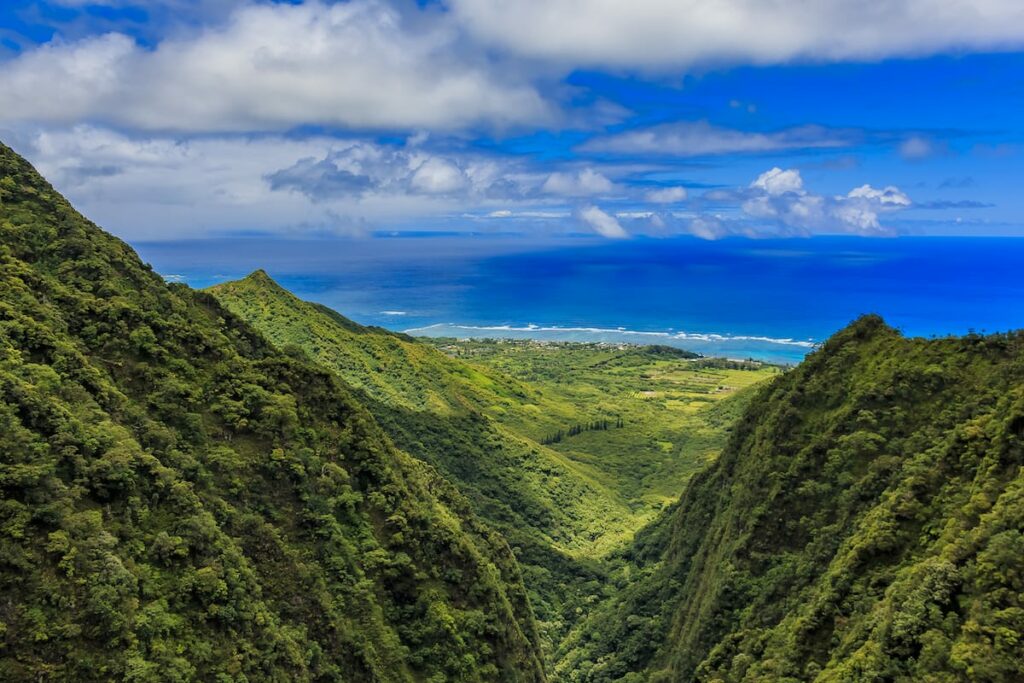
[406,321,816,364]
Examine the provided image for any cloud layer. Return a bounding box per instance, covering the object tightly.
[1,0,1010,239]
[0,1,549,132]
[451,0,1024,68]
[582,122,851,157]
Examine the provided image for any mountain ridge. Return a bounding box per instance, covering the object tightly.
[0,141,545,681]
[556,315,1024,681]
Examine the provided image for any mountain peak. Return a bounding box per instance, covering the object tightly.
[210,268,289,295]
[244,268,275,284]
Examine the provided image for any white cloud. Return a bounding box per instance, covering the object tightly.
[15,126,564,238]
[581,121,849,157]
[541,168,615,196]
[847,184,912,207]
[410,158,468,194]
[266,146,625,203]
[16,126,351,238]
[750,167,805,196]
[11,125,642,239]
[451,0,1024,69]
[687,216,728,240]
[738,167,912,235]
[578,205,629,238]
[645,186,688,203]
[0,1,550,132]
[478,210,569,219]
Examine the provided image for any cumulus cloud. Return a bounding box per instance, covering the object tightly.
[578,205,629,238]
[12,124,656,239]
[17,126,365,238]
[450,0,1024,69]
[687,216,728,240]
[750,167,805,195]
[270,148,452,200]
[738,167,912,235]
[266,152,376,199]
[645,186,688,203]
[581,121,850,157]
[267,145,621,203]
[846,184,912,207]
[541,169,615,196]
[410,158,468,194]
[0,0,550,132]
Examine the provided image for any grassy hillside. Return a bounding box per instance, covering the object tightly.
[430,339,777,508]
[209,275,775,656]
[0,142,545,681]
[208,271,637,654]
[557,316,1024,682]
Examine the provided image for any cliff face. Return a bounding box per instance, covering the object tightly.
[0,142,545,681]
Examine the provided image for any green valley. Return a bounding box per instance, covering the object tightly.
[208,273,773,655]
[425,339,778,508]
[2,141,1022,683]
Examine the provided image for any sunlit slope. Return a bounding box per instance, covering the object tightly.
[558,316,1024,682]
[0,141,545,682]
[209,271,636,555]
[210,270,539,416]
[209,272,645,653]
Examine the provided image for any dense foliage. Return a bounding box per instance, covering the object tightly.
[558,316,1024,682]
[210,276,771,658]
[8,139,1014,683]
[0,142,546,681]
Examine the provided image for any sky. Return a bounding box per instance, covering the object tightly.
[1,0,1023,242]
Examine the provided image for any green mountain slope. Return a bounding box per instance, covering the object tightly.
[208,272,776,657]
[208,271,639,651]
[208,271,634,555]
[210,269,533,416]
[558,316,1024,682]
[0,142,545,681]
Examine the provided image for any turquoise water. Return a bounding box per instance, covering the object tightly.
[135,235,1024,364]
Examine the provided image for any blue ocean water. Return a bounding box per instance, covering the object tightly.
[134,236,1024,364]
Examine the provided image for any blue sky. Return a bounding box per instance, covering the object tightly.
[1,0,1023,241]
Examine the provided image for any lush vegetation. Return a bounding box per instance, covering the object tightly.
[6,139,1020,682]
[209,278,774,658]
[429,339,776,508]
[556,316,1024,682]
[0,142,545,681]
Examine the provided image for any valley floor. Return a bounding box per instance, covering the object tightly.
[425,338,779,543]
[209,266,782,662]
[419,339,780,657]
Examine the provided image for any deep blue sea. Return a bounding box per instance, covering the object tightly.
[134,236,1024,364]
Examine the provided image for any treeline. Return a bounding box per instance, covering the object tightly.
[541,417,623,445]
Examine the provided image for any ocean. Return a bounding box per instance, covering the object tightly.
[134,235,1024,364]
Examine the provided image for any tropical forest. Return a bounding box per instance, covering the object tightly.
[1,136,1022,683]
